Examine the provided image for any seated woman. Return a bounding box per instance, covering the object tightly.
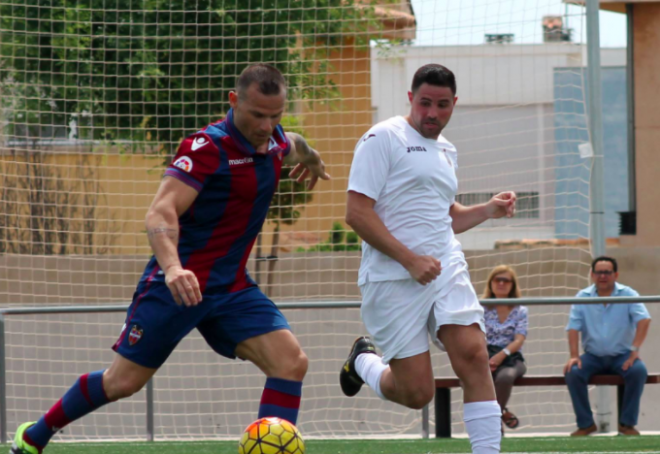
[482,265,529,431]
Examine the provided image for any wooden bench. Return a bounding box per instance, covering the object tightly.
[434,374,660,437]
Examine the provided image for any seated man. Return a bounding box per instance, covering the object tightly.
[563,256,651,436]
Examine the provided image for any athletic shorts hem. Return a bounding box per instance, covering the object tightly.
[433,316,485,335]
[431,316,485,352]
[112,346,163,369]
[385,344,430,365]
[230,325,292,360]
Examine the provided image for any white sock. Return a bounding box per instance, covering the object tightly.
[355,353,388,400]
[463,400,502,454]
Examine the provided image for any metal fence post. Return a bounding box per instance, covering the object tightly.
[0,314,7,444]
[421,404,429,438]
[146,377,154,442]
[586,0,610,432]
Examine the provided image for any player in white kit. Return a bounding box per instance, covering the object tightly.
[339,64,516,453]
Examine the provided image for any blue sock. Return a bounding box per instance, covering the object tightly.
[258,378,302,425]
[25,370,110,450]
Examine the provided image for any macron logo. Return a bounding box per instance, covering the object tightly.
[229,157,254,166]
[191,136,209,151]
[268,137,278,151]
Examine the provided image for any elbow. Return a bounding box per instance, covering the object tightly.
[345,212,354,229]
[145,204,177,230]
[145,209,155,230]
[345,210,360,230]
[145,207,162,229]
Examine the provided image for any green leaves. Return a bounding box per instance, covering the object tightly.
[0,0,380,153]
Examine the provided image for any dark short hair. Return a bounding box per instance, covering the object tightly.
[237,64,286,96]
[411,64,456,95]
[591,256,618,273]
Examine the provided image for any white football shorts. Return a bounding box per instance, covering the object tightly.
[359,253,485,364]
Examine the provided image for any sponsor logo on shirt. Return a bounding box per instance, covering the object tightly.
[407,146,427,153]
[190,136,209,151]
[173,156,193,173]
[229,157,254,166]
[363,134,376,142]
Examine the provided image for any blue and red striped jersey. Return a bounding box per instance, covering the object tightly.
[139,108,291,294]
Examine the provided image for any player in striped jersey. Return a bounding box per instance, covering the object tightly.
[11,64,329,454]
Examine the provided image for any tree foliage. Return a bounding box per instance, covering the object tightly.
[0,0,380,152]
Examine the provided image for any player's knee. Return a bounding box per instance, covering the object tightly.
[456,343,489,373]
[451,346,489,388]
[273,350,308,381]
[103,375,146,400]
[402,388,434,410]
[290,350,309,381]
[469,342,490,365]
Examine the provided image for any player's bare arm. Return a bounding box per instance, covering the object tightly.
[285,132,331,190]
[146,176,203,307]
[449,191,517,234]
[346,190,441,285]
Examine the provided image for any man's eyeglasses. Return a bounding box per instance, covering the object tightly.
[493,277,513,284]
[593,270,614,276]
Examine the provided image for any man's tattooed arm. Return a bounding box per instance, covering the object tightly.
[147,224,179,242]
[146,217,182,274]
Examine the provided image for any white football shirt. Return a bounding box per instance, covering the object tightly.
[348,116,463,285]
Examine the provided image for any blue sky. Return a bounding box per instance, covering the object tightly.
[410,0,627,48]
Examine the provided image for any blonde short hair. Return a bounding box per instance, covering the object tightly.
[482,264,522,299]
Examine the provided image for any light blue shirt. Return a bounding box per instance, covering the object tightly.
[566,282,651,357]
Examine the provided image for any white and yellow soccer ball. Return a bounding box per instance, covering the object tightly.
[238,417,305,454]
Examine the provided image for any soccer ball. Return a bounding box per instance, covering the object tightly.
[238,417,305,454]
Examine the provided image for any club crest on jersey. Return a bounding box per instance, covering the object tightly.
[173,156,193,173]
[128,325,143,346]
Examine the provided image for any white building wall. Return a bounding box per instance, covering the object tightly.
[370,44,625,248]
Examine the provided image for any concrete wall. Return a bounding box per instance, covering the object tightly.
[370,45,631,247]
[1,246,658,439]
[0,247,593,305]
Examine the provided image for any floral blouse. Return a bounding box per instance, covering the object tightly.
[484,305,529,350]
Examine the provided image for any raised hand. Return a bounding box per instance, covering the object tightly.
[486,191,517,219]
[288,157,331,190]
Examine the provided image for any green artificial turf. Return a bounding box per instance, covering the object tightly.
[16,435,660,454]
